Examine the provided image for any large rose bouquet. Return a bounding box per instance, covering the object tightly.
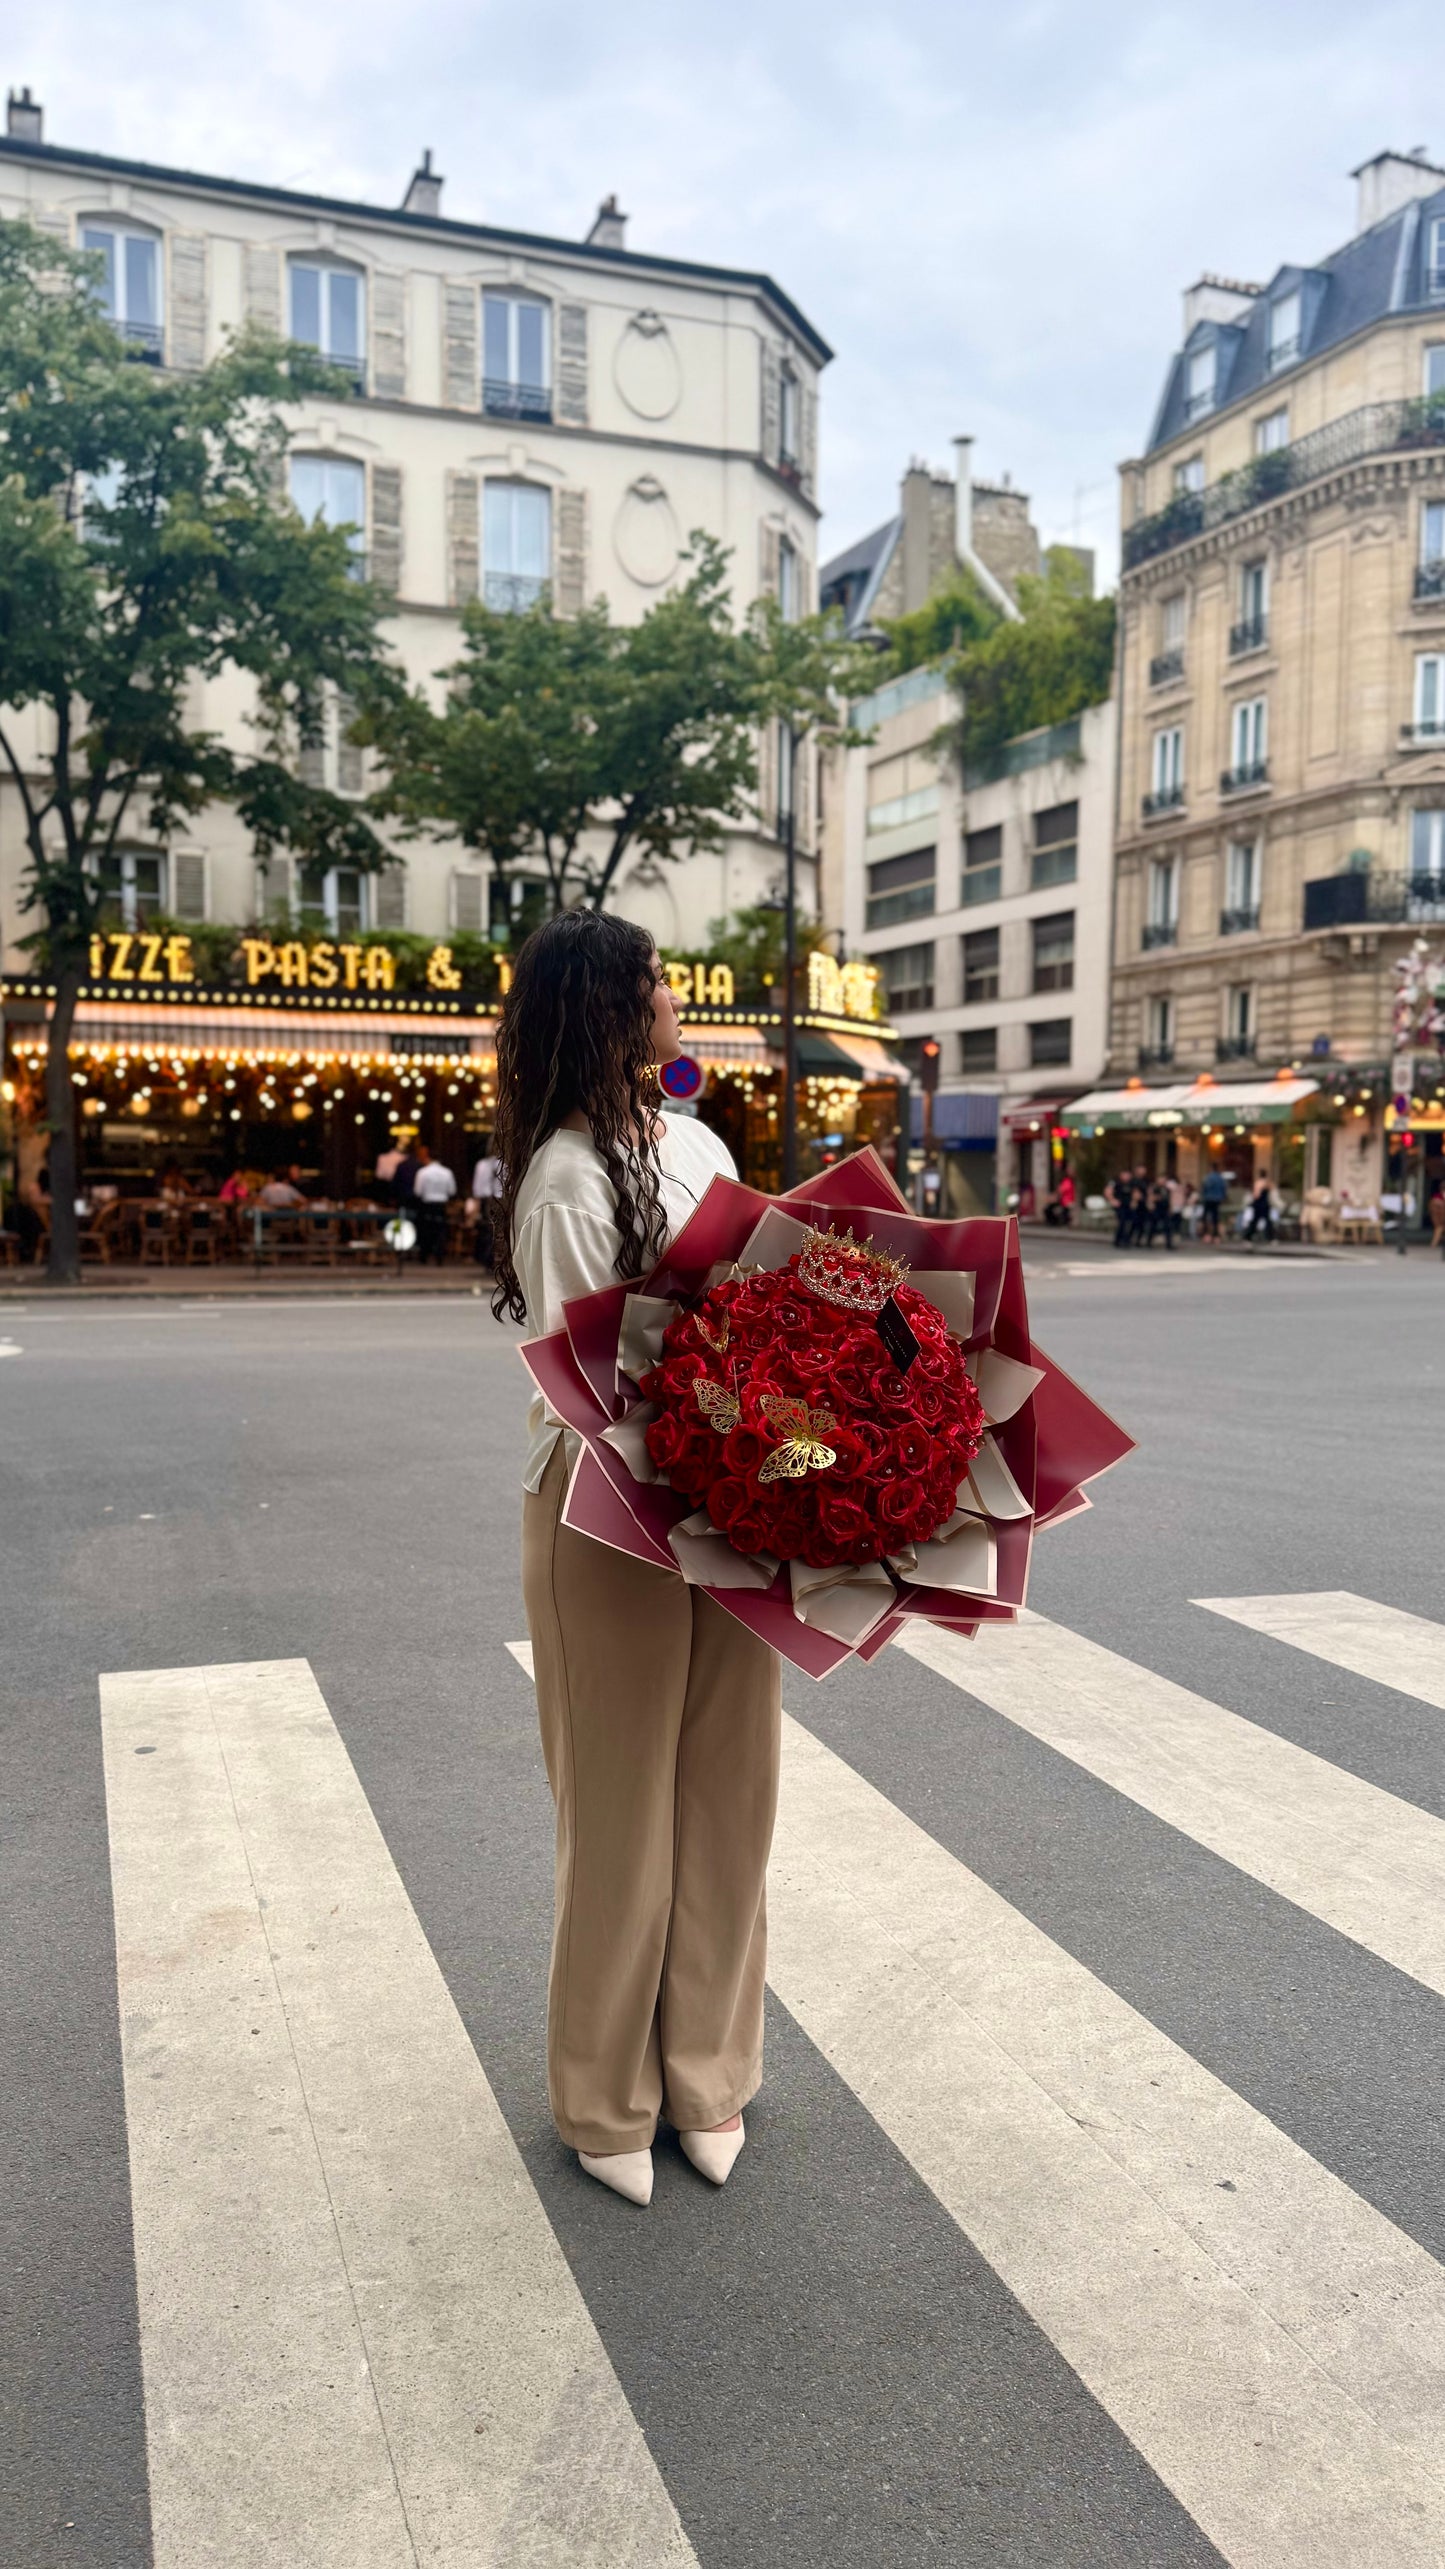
[518,1146,1132,1680]
[640,1236,986,1570]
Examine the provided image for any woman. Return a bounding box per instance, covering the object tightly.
[492,911,781,2209]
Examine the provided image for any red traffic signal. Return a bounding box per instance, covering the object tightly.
[919,1038,941,1096]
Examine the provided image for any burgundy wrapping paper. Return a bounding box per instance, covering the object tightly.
[516,1149,1133,1680]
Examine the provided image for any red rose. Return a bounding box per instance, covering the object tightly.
[708,1474,753,1533]
[645,1410,688,1471]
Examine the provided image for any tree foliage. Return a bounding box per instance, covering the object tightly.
[878,565,999,677]
[366,535,874,919]
[669,902,830,1010]
[0,216,401,1279]
[939,555,1116,771]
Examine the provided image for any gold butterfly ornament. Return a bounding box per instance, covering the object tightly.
[757,1394,840,1483]
[693,1379,741,1435]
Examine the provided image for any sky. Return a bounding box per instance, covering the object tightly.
[16,0,1445,584]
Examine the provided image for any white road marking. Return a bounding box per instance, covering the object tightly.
[895,1613,1445,2003]
[1194,1592,1445,1715]
[768,1714,1445,2566]
[101,1658,695,2569]
[511,1630,1445,2562]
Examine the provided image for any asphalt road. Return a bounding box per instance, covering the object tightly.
[3,1245,1443,2569]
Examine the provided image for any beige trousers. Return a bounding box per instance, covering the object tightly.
[522,1441,782,2154]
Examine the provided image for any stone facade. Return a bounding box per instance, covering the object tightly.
[0,104,827,964]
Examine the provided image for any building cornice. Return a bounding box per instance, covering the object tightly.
[0,134,833,366]
[1122,444,1445,594]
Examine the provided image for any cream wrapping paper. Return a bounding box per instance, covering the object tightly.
[668,1513,780,1590]
[889,1510,998,1599]
[972,1348,1047,1425]
[908,1269,977,1342]
[617,1292,680,1388]
[788,1557,899,1647]
[599,1403,660,1483]
[964,1433,1033,1522]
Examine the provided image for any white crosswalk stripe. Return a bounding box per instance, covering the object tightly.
[101,1658,695,2569]
[106,1599,1445,2569]
[1195,1591,1445,1713]
[895,1610,1445,2002]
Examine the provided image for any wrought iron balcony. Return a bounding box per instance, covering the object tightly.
[1138,1044,1175,1070]
[1219,905,1261,935]
[1229,616,1268,655]
[483,378,551,423]
[1400,719,1445,745]
[1124,396,1445,570]
[1303,868,1445,929]
[1220,760,1269,794]
[1149,649,1185,686]
[484,571,546,613]
[1416,560,1445,600]
[1142,784,1185,818]
[118,318,164,364]
[1216,1036,1257,1062]
[1141,922,1178,950]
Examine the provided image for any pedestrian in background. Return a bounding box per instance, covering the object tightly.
[470,1141,504,1269]
[1243,1176,1276,1244]
[391,1139,419,1209]
[1199,1164,1226,1241]
[412,1142,456,1264]
[1109,1168,1132,1249]
[1146,1177,1175,1250]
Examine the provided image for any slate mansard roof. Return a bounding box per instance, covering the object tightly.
[819,515,901,634]
[1146,184,1445,453]
[0,132,833,367]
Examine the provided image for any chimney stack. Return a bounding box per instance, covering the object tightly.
[401,149,443,218]
[7,86,42,143]
[952,434,974,562]
[1352,147,1445,236]
[585,193,627,251]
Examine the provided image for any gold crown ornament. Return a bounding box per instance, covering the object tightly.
[796,1226,908,1316]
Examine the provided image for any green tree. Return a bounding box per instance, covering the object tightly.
[0,217,400,1282]
[368,536,874,922]
[941,554,1116,771]
[878,564,999,677]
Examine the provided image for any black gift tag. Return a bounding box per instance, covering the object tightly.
[875,1294,920,1374]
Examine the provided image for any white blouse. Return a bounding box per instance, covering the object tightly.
[511,1114,737,1491]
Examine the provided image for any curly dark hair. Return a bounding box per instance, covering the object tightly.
[490,909,668,1323]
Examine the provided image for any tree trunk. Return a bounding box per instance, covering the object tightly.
[44,965,83,1287]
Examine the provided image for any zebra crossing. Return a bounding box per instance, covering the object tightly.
[98,1591,1445,2569]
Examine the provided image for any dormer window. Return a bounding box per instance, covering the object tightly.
[1429,217,1445,297]
[290,261,366,390]
[81,222,162,361]
[1268,290,1301,373]
[483,292,551,422]
[1184,346,1215,421]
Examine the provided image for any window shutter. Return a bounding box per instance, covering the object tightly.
[335,695,364,797]
[451,869,485,933]
[556,301,589,426]
[446,470,480,605]
[171,849,208,921]
[760,521,781,599]
[373,863,407,928]
[757,720,777,836]
[242,244,282,334]
[760,338,781,465]
[260,855,293,922]
[801,384,818,502]
[554,487,588,617]
[371,272,406,399]
[370,463,403,597]
[443,282,478,408]
[168,233,207,370]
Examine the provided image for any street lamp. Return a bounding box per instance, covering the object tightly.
[779,723,799,1191]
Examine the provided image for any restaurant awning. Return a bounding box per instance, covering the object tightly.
[826,1030,908,1084]
[999,1092,1076,1135]
[1062,1077,1318,1131]
[794,1031,865,1076]
[1060,1084,1195,1130]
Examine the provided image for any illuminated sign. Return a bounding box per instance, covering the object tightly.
[83,933,500,997]
[664,960,736,1009]
[807,952,881,1023]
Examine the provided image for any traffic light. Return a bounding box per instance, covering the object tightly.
[919,1038,941,1096]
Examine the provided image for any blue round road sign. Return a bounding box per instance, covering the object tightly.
[660,1055,704,1100]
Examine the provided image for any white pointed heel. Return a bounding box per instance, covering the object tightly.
[679,2117,746,2186]
[578,2147,653,2206]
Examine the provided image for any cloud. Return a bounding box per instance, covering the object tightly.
[14,0,1445,577]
